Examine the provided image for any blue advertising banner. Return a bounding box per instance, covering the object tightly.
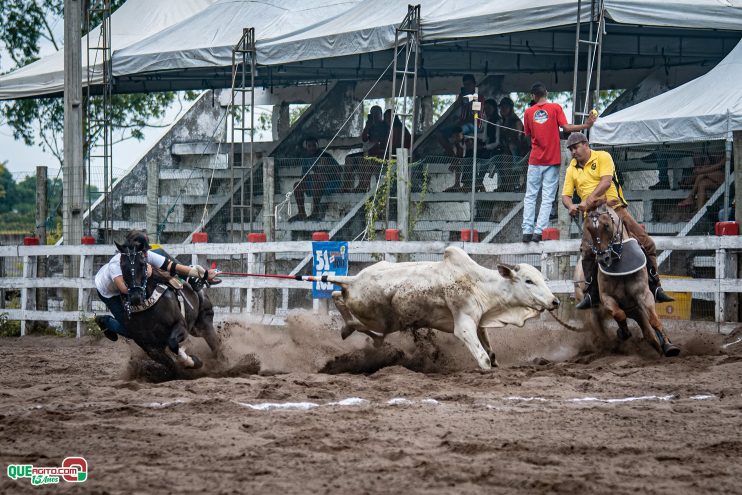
[311,241,349,299]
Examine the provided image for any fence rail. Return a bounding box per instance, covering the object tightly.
[1,237,740,336]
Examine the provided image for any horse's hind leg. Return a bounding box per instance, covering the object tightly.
[192,292,222,359]
[601,294,632,345]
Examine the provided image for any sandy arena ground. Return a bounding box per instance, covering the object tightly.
[1,313,741,494]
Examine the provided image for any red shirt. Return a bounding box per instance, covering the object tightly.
[524,101,567,165]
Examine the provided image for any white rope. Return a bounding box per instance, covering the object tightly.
[476,116,526,134]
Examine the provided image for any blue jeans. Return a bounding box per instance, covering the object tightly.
[522,164,559,235]
[97,290,130,337]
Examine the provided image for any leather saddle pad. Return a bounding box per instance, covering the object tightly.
[598,237,647,277]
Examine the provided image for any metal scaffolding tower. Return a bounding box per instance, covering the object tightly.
[85,0,113,242]
[229,28,257,242]
[387,4,421,161]
[572,0,606,123]
[386,5,421,239]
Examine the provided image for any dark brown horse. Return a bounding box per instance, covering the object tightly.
[116,241,222,372]
[576,202,680,357]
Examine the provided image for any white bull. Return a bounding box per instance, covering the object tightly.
[326,246,559,369]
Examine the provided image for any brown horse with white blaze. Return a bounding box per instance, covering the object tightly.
[577,201,680,357]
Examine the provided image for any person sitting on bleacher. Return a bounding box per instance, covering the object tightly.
[289,136,341,222]
[677,151,726,210]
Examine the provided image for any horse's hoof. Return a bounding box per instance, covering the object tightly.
[617,327,631,341]
[662,343,680,357]
[188,355,203,369]
[340,327,354,340]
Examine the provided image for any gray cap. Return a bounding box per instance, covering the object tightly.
[566,132,588,147]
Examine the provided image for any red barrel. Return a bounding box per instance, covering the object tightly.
[81,236,96,245]
[192,232,209,243]
[312,232,330,241]
[715,221,739,236]
[541,228,560,241]
[247,232,267,243]
[23,236,40,246]
[461,229,479,242]
[385,229,400,241]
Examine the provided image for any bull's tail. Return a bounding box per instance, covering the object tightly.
[296,274,355,288]
[317,275,355,288]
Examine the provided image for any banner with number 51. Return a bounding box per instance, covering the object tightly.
[311,241,349,299]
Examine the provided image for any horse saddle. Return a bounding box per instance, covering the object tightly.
[598,237,647,277]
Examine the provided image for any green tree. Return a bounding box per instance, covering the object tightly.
[0,0,180,165]
[0,169,63,233]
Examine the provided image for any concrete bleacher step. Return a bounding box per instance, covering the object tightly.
[124,194,229,206]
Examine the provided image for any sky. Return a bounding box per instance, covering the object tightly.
[0,8,185,184]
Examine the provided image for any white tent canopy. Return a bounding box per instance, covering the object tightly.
[3,0,742,99]
[0,0,217,99]
[256,0,742,67]
[591,39,742,145]
[113,0,363,77]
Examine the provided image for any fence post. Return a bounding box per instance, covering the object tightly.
[557,140,572,280]
[20,254,31,336]
[397,148,410,240]
[36,166,48,313]
[262,157,277,314]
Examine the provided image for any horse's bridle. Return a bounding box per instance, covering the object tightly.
[586,206,624,267]
[122,246,148,316]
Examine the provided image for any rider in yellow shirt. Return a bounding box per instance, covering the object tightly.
[561,133,673,309]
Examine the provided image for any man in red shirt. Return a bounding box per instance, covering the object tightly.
[522,82,596,242]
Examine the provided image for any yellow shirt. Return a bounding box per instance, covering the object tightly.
[562,150,625,206]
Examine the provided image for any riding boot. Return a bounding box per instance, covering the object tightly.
[647,267,675,303]
[95,315,130,341]
[576,258,600,310]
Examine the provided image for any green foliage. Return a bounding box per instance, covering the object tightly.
[0,168,64,234]
[408,163,429,239]
[81,316,104,340]
[289,104,310,126]
[0,313,21,337]
[364,158,396,241]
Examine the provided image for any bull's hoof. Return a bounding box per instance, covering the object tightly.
[662,343,680,357]
[617,327,631,341]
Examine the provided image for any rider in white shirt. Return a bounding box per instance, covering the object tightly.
[94,231,216,341]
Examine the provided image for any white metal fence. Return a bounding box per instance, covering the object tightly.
[1,237,741,337]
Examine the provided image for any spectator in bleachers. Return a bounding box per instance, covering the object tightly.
[677,151,726,209]
[498,96,527,157]
[342,105,388,192]
[383,109,412,152]
[477,98,500,158]
[522,82,596,243]
[436,74,486,156]
[289,136,341,222]
[444,126,470,192]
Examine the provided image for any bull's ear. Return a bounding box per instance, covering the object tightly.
[497,264,516,279]
[114,241,126,253]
